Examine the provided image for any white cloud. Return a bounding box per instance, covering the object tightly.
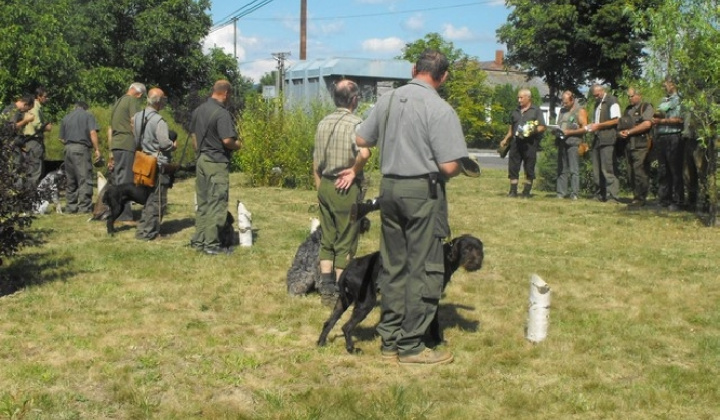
[361,37,406,53]
[203,25,244,59]
[239,59,279,84]
[403,13,425,32]
[442,24,474,41]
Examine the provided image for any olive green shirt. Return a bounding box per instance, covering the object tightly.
[110,94,143,151]
[22,101,45,137]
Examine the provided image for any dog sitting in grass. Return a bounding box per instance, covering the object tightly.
[286,217,373,296]
[317,234,484,354]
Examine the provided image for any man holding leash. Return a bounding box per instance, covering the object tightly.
[189,80,241,255]
[313,79,370,306]
[357,49,469,365]
[133,88,176,241]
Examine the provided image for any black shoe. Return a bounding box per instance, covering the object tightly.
[521,184,532,198]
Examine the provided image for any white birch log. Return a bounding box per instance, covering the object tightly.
[237,201,253,247]
[525,273,551,343]
[97,172,107,193]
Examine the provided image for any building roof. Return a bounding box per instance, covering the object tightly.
[285,57,412,81]
[477,50,549,97]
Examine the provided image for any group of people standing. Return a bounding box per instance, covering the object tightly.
[499,79,705,211]
[107,80,238,249]
[2,79,239,251]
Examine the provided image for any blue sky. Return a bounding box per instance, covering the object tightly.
[203,0,511,83]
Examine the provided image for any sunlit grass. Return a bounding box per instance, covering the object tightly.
[0,169,718,419]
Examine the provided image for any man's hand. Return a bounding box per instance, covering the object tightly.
[334,168,356,191]
[107,156,115,171]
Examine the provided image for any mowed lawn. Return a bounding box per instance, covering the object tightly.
[0,168,718,419]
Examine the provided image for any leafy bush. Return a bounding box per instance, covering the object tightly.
[235,96,332,189]
[0,135,38,266]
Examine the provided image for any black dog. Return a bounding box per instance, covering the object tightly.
[103,183,153,234]
[317,234,484,354]
[104,182,236,247]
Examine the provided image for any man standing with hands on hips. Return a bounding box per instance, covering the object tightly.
[313,79,370,306]
[357,49,469,365]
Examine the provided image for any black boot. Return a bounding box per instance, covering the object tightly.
[350,198,380,223]
[521,183,533,198]
[507,184,518,197]
[319,273,337,307]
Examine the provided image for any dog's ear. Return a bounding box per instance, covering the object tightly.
[448,237,460,262]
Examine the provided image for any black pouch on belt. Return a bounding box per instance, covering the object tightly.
[428,173,438,199]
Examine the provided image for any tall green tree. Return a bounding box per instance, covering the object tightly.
[0,0,218,110]
[398,33,494,145]
[497,0,658,118]
[645,0,720,225]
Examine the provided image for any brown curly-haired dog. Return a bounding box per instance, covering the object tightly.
[317,234,484,354]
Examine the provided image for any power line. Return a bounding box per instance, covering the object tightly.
[210,0,276,34]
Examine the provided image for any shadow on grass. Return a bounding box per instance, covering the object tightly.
[160,217,195,235]
[0,250,74,297]
[321,302,481,352]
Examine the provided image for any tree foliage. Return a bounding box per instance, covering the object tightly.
[0,0,235,116]
[398,33,495,146]
[497,0,659,117]
[644,0,720,225]
[0,135,38,266]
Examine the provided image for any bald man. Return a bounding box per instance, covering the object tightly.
[132,87,176,240]
[313,79,370,306]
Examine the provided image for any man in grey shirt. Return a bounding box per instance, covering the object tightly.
[356,49,468,365]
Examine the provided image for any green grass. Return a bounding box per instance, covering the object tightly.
[0,169,718,419]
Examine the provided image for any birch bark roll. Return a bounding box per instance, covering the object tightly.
[526,273,551,343]
[237,201,253,247]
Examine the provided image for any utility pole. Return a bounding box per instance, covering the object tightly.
[232,17,238,60]
[272,52,291,92]
[300,0,307,60]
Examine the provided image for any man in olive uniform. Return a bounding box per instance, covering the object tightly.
[618,87,654,207]
[108,82,146,222]
[2,95,35,180]
[356,49,468,365]
[587,84,621,203]
[653,78,685,211]
[22,87,52,188]
[59,101,100,213]
[313,79,370,306]
[189,80,241,255]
